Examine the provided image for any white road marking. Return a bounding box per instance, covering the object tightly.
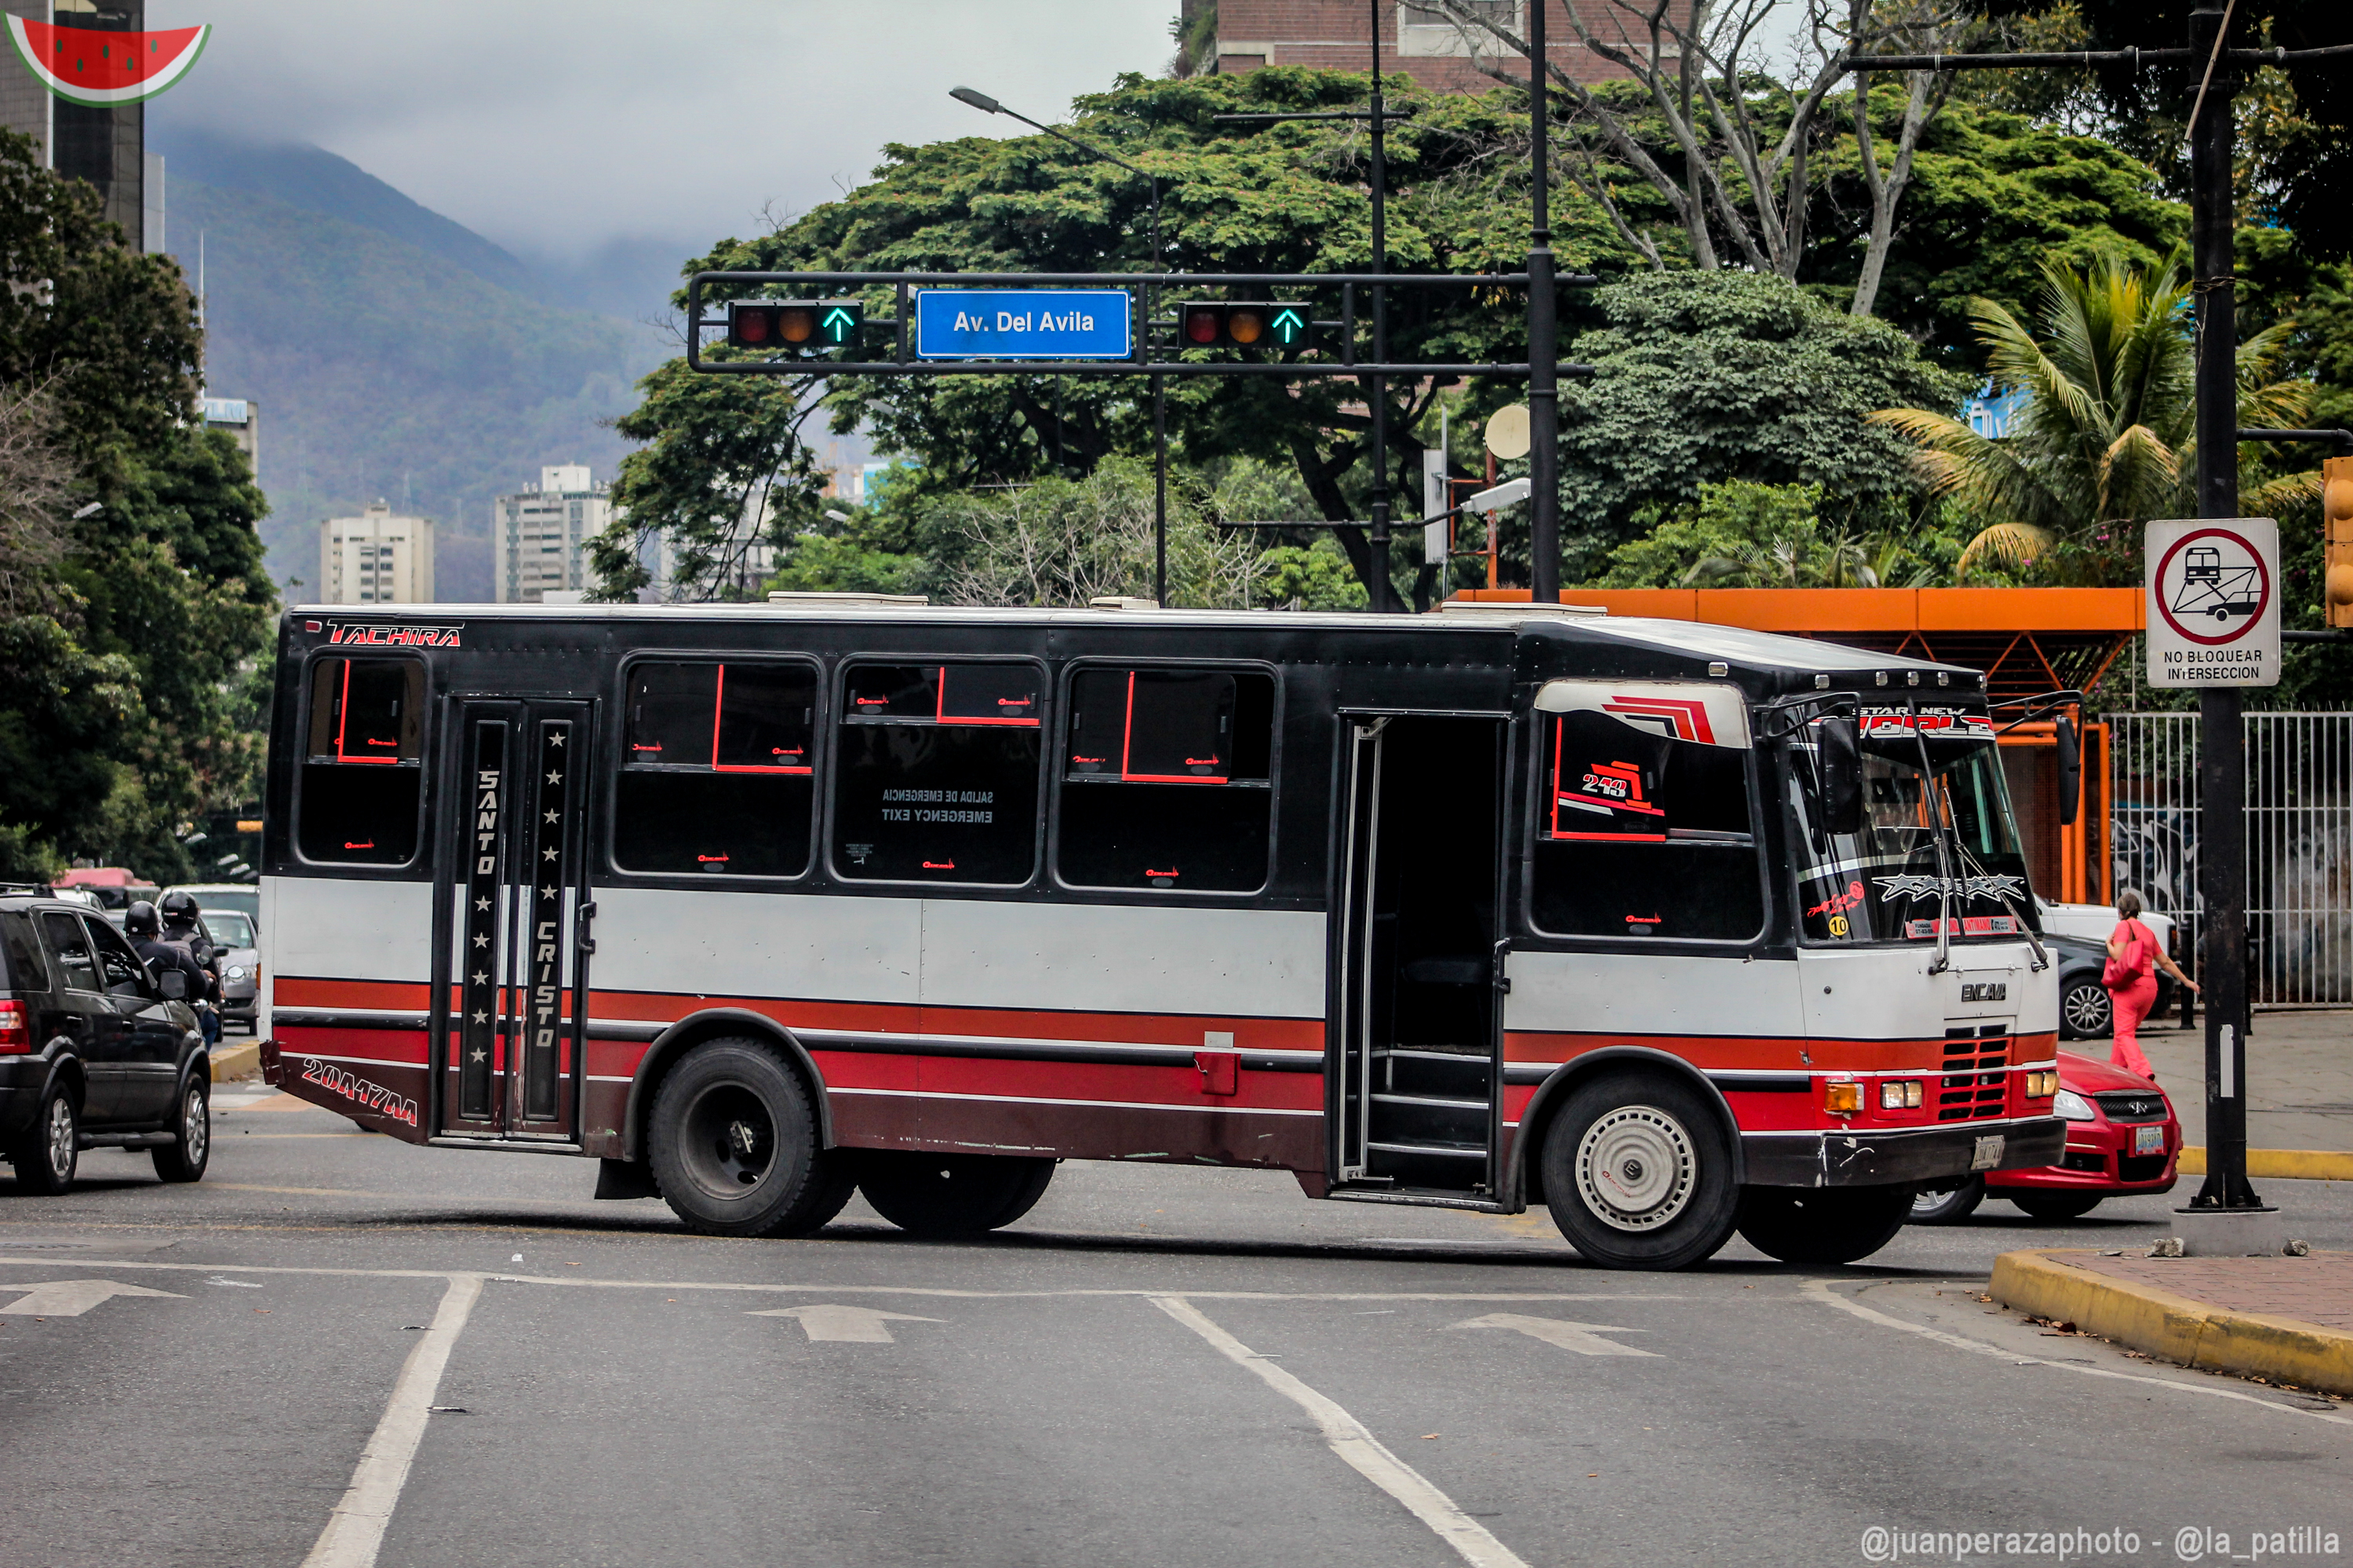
[0,1257,1680,1304]
[1444,1312,1659,1357]
[749,1304,944,1343]
[0,1279,185,1316]
[1805,1279,2353,1429]
[301,1272,483,1568]
[1149,1295,1532,1568]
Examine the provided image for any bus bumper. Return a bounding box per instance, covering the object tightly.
[1740,1116,2067,1189]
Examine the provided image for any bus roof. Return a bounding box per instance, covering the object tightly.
[285,600,1983,685]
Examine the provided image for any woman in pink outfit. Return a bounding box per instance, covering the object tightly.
[2104,890,2195,1080]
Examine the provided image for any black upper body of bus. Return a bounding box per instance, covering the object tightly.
[262,604,2029,968]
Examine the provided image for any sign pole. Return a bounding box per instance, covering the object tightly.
[2187,0,2260,1213]
[1527,0,1559,604]
[1366,0,1393,613]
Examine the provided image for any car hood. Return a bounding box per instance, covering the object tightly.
[2058,1048,2169,1096]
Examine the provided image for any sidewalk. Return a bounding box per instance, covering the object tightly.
[1992,1248,2353,1398]
[2117,1007,2351,1153]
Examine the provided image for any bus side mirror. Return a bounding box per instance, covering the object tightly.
[2056,715,2082,828]
[157,970,188,1001]
[1819,717,1864,836]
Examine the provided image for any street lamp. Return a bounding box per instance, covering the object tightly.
[951,86,1170,606]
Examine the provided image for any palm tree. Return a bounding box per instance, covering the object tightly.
[1870,256,2318,583]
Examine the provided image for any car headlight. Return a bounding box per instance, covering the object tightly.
[226,965,248,981]
[2053,1089,2096,1122]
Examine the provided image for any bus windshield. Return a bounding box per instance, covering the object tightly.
[1788,724,2038,945]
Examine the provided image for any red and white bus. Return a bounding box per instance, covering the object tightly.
[256,597,2063,1269]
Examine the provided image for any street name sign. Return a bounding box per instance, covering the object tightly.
[914,289,1132,361]
[2144,517,2281,687]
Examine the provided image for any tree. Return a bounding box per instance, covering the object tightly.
[0,130,274,879]
[626,68,1641,603]
[1550,270,1972,577]
[1868,255,2318,584]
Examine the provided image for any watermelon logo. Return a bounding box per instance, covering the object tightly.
[5,18,209,107]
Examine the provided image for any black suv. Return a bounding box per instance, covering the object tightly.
[0,894,211,1193]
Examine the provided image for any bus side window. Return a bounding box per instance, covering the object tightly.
[1056,668,1275,894]
[1529,710,1762,941]
[613,660,817,879]
[832,662,1043,885]
[296,657,425,866]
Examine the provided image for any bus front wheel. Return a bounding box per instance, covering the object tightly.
[647,1039,854,1239]
[1735,1185,1913,1265]
[1539,1071,1739,1271]
[855,1151,1056,1239]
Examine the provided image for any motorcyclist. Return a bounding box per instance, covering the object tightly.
[127,900,212,1026]
[154,891,220,1044]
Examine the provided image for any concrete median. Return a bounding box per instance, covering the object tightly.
[2177,1147,2353,1181]
[1990,1248,2353,1399]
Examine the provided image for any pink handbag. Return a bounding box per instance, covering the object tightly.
[2103,926,2150,988]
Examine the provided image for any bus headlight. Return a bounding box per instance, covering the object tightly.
[2023,1070,2058,1098]
[1824,1079,1861,1115]
[1879,1079,1922,1110]
[2053,1089,2096,1121]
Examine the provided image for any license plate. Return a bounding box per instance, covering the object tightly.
[2134,1125,2165,1156]
[1970,1134,2006,1171]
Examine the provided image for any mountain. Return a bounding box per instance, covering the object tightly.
[150,133,672,601]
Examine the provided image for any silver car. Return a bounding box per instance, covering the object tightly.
[198,909,260,1034]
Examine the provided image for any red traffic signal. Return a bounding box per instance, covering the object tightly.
[727,299,865,351]
[1178,300,1311,349]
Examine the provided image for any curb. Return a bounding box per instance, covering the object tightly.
[2179,1147,2353,1181]
[1990,1248,2353,1398]
[209,1041,262,1083]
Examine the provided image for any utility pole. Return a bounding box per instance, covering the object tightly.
[1526,0,1559,602]
[1366,0,1393,613]
[2185,0,2261,1215]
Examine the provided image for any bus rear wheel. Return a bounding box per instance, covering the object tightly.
[855,1151,1056,1239]
[647,1039,854,1239]
[1736,1186,1914,1265]
[1539,1071,1739,1271]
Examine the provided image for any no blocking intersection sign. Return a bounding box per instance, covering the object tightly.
[2144,517,2281,688]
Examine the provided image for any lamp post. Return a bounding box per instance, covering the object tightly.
[951,87,1169,606]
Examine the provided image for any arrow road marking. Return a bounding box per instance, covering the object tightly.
[749,1304,944,1343]
[1444,1313,1659,1357]
[0,1279,186,1316]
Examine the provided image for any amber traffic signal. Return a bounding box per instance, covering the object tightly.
[1178,300,1311,350]
[2327,455,2353,629]
[728,299,864,351]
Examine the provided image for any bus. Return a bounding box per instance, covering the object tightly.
[254,595,2064,1271]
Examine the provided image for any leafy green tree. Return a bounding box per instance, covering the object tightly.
[0,129,273,879]
[1869,256,2316,584]
[1550,271,1972,580]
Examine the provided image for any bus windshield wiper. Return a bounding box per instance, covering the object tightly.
[1909,694,1957,976]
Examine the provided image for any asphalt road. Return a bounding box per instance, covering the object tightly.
[2,1090,2348,1568]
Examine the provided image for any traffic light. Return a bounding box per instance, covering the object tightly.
[2327,454,2353,628]
[728,298,864,352]
[1178,300,1312,350]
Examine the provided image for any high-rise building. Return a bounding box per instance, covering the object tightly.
[2,2,154,249]
[1200,1,1639,93]
[494,464,611,603]
[200,395,258,470]
[319,504,435,605]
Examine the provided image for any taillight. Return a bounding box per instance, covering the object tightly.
[0,998,29,1054]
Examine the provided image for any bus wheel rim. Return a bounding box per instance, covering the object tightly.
[679,1082,778,1200]
[1576,1105,1696,1232]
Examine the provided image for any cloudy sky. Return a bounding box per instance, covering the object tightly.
[145,2,1178,267]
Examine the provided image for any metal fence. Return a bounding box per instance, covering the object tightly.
[2111,711,2353,1006]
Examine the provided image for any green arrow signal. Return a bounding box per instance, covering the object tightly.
[1272,307,1306,344]
[821,307,857,343]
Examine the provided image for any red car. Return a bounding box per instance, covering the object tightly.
[1911,1049,2180,1223]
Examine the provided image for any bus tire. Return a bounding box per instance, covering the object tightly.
[647,1039,854,1239]
[855,1151,1057,1239]
[1539,1071,1738,1271]
[1735,1185,1914,1265]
